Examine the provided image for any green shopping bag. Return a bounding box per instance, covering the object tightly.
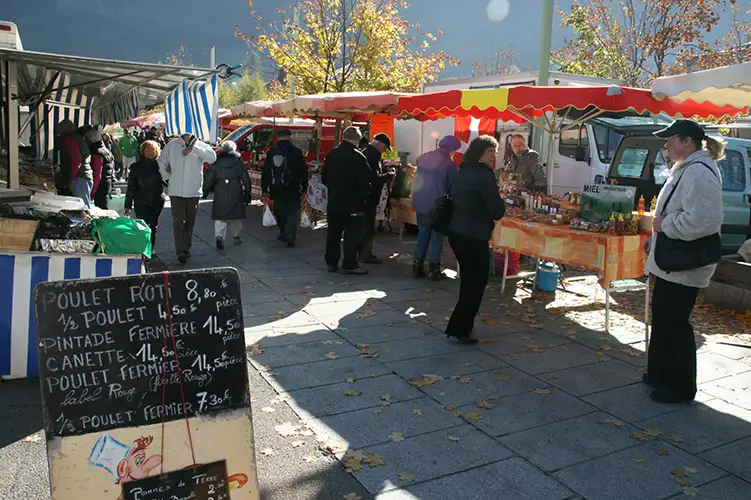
[91,217,152,258]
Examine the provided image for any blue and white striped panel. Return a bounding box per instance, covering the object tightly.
[165,75,218,143]
[30,73,91,162]
[0,253,145,378]
[93,89,140,127]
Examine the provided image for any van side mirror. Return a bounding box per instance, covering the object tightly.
[575,145,587,162]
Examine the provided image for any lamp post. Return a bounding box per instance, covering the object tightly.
[536,0,555,193]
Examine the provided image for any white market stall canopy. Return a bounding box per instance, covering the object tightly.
[651,62,751,108]
[0,47,218,124]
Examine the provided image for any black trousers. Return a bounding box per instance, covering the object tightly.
[274,197,300,243]
[326,213,364,270]
[648,276,700,398]
[446,232,490,337]
[359,204,378,259]
[94,180,111,210]
[135,202,164,251]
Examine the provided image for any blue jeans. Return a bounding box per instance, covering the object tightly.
[414,212,444,263]
[70,178,93,208]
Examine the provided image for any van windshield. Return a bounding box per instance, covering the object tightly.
[224,125,253,144]
[591,125,624,164]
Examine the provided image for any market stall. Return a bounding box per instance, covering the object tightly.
[395,85,748,336]
[231,92,415,223]
[0,46,220,378]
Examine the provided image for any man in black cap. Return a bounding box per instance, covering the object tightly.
[262,128,309,247]
[322,126,372,274]
[359,133,396,264]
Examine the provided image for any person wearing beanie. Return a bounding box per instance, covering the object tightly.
[321,126,372,275]
[359,132,396,264]
[412,135,461,280]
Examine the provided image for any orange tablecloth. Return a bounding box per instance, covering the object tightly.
[491,217,648,287]
[390,198,417,225]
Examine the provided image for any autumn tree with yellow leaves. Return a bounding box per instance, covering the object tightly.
[235,0,459,97]
[552,0,750,87]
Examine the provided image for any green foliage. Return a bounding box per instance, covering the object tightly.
[217,71,267,108]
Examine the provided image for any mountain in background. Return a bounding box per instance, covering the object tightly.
[2,0,736,81]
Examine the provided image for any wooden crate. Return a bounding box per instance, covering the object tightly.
[0,217,39,251]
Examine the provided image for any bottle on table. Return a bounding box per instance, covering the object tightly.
[637,195,645,216]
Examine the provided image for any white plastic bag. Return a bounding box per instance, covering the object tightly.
[300,211,312,229]
[263,205,277,227]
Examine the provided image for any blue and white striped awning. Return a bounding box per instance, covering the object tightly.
[165,75,219,143]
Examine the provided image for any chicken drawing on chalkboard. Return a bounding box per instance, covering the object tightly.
[89,433,250,498]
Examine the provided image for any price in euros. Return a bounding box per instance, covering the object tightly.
[196,389,232,412]
[202,316,241,336]
[186,279,217,305]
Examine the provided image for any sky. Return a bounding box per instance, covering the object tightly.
[1,0,740,80]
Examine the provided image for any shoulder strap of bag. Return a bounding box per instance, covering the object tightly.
[659,161,717,216]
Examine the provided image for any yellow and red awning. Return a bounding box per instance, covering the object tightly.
[397,85,749,122]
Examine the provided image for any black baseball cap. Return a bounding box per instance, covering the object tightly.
[653,119,706,142]
[373,133,392,150]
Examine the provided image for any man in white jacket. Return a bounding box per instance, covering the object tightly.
[158,134,217,264]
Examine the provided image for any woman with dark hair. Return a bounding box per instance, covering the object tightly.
[445,135,506,343]
[85,129,116,210]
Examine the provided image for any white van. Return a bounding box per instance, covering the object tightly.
[0,21,23,50]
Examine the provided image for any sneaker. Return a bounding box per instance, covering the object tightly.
[177,252,188,264]
[342,267,369,275]
[216,237,225,250]
[234,236,242,245]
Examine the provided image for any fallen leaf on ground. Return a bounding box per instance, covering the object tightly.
[343,494,362,500]
[447,435,461,442]
[291,441,305,448]
[412,409,423,415]
[261,407,275,413]
[304,455,318,463]
[346,378,356,383]
[683,486,700,497]
[601,418,626,427]
[247,344,264,357]
[495,375,511,381]
[409,374,442,387]
[325,442,345,453]
[363,453,386,468]
[357,312,377,319]
[380,394,393,402]
[275,394,291,402]
[482,319,511,325]
[526,345,544,353]
[344,390,361,397]
[631,432,650,441]
[672,468,690,478]
[655,449,670,456]
[261,448,273,456]
[479,338,497,344]
[388,432,405,442]
[380,333,390,338]
[669,434,685,443]
[477,400,495,409]
[373,409,384,414]
[441,404,458,411]
[23,434,42,443]
[685,467,698,475]
[520,334,535,340]
[463,412,484,421]
[398,471,416,482]
[459,376,473,384]
[633,458,646,463]
[534,388,552,395]
[644,428,662,437]
[598,345,614,352]
[276,422,306,437]
[325,352,340,360]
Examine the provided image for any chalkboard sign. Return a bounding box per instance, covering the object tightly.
[34,268,249,438]
[122,460,230,500]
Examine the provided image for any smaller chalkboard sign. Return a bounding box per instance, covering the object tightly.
[122,460,230,500]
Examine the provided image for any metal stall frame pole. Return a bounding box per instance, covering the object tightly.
[5,60,20,189]
[605,285,611,333]
[644,276,650,357]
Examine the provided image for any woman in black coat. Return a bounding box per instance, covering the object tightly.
[204,141,252,249]
[85,130,116,210]
[125,140,166,251]
[445,135,506,343]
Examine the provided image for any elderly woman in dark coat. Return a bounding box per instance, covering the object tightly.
[204,141,252,249]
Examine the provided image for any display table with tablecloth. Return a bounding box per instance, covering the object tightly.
[491,217,650,337]
[0,252,145,378]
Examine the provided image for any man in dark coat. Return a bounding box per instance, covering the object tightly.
[322,126,372,275]
[204,141,252,249]
[262,128,309,247]
[55,120,92,201]
[359,133,396,264]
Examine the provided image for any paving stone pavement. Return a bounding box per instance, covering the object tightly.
[3,200,751,499]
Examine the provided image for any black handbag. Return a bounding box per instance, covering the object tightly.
[654,161,722,272]
[430,183,454,236]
